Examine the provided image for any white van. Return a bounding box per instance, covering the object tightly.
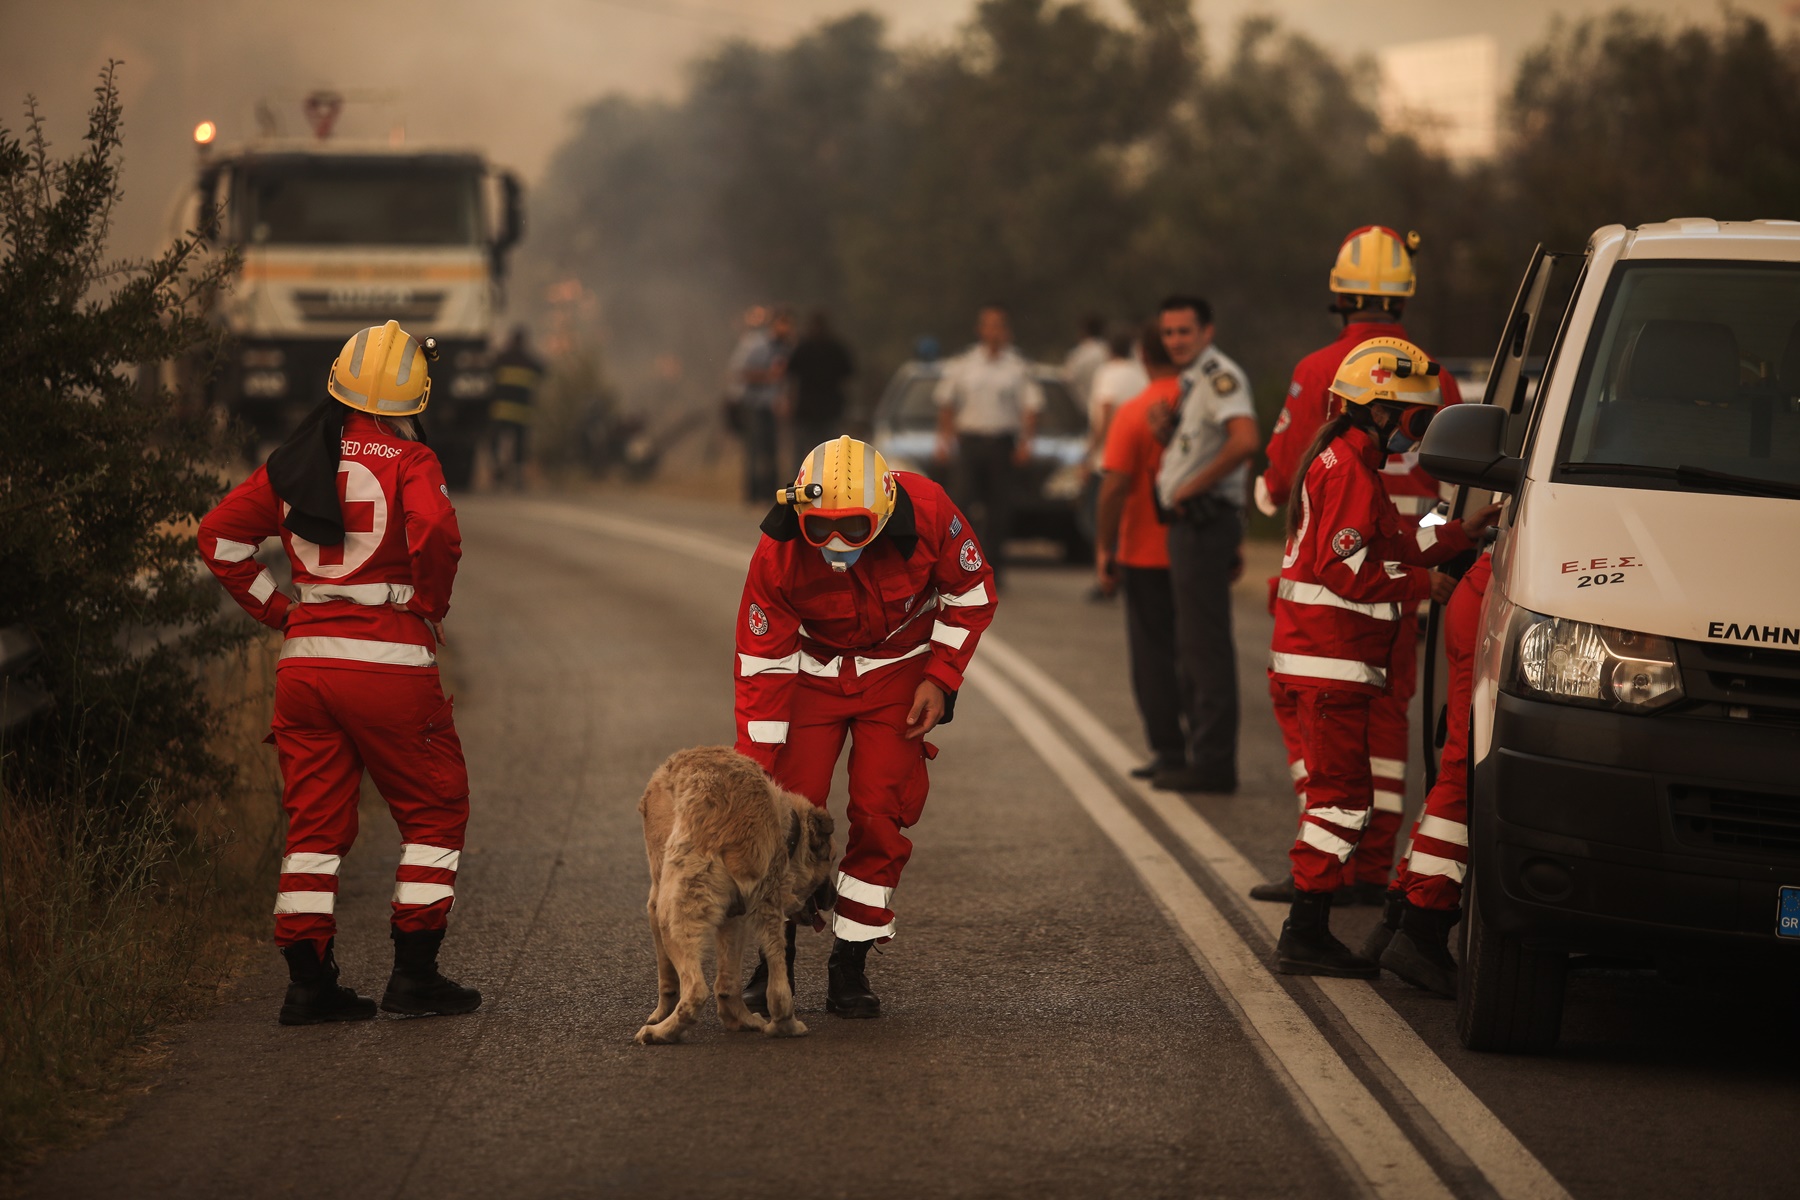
[1419,219,1800,1053]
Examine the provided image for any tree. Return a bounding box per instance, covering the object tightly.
[0,64,243,814]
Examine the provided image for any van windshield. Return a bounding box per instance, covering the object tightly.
[1558,261,1800,492]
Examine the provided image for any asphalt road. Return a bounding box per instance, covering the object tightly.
[21,489,1799,1200]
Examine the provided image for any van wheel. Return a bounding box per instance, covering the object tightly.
[1456,866,1568,1053]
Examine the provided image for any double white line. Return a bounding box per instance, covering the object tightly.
[512,498,1568,1200]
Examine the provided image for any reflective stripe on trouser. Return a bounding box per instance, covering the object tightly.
[1397,556,1489,910]
[269,664,470,951]
[1284,682,1378,893]
[1268,671,1308,809]
[772,657,933,943]
[1349,624,1415,886]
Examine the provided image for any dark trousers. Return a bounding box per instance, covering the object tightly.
[743,405,779,504]
[954,433,1016,580]
[1121,565,1186,766]
[791,417,841,470]
[1167,509,1242,782]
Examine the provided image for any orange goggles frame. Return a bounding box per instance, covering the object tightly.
[799,507,880,549]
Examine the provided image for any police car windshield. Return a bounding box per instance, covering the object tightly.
[1558,261,1800,493]
[885,371,1086,436]
[236,160,483,246]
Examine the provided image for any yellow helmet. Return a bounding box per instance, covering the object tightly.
[327,320,433,416]
[1329,226,1420,303]
[780,436,897,552]
[1329,337,1444,410]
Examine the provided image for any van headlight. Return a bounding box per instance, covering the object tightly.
[1506,610,1683,712]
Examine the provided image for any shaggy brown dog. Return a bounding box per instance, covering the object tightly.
[636,746,835,1044]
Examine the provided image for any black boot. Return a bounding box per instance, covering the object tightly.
[1275,890,1379,978]
[1362,891,1406,962]
[826,937,881,1019]
[279,938,378,1026]
[1380,903,1461,998]
[1250,876,1363,906]
[381,928,482,1016]
[743,921,797,1017]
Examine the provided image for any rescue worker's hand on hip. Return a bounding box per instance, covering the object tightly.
[1094,546,1119,597]
[1011,438,1034,466]
[905,679,948,739]
[1460,502,1504,540]
[934,434,954,466]
[1428,570,1459,605]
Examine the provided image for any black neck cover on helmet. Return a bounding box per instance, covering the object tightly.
[267,398,348,546]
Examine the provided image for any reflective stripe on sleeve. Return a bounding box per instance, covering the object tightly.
[1277,579,1402,621]
[1417,815,1469,847]
[280,852,342,875]
[280,636,436,668]
[1415,526,1438,552]
[1373,789,1405,814]
[212,537,260,563]
[1299,821,1356,861]
[738,652,800,676]
[931,620,969,649]
[747,720,789,744]
[1343,546,1368,573]
[835,871,894,910]
[393,881,455,906]
[1288,759,1308,782]
[1383,561,1407,579]
[832,911,896,942]
[274,891,335,914]
[399,844,461,871]
[1269,651,1386,687]
[249,570,278,604]
[1390,494,1435,515]
[939,581,991,608]
[1407,850,1467,883]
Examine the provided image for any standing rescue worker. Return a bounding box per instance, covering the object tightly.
[198,320,481,1025]
[1270,338,1499,976]
[734,436,997,1018]
[1364,551,1493,996]
[1251,227,1465,903]
[488,326,543,490]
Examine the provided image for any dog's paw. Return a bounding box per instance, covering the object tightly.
[645,1005,674,1024]
[635,1023,684,1045]
[763,1016,808,1038]
[721,1010,767,1033]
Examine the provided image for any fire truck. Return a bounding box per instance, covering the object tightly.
[178,109,523,485]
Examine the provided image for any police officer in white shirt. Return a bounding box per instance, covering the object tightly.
[934,304,1044,585]
[1152,295,1261,794]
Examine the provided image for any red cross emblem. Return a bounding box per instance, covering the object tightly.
[1369,365,1394,384]
[318,469,377,566]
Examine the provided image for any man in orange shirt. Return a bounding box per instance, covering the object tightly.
[1094,324,1185,778]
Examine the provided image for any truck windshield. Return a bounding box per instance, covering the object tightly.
[1559,261,1800,492]
[235,160,482,246]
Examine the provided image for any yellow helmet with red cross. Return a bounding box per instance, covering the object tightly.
[1329,226,1421,304]
[779,436,896,552]
[328,320,435,416]
[1329,336,1443,409]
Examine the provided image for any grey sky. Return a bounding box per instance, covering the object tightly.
[1,0,1785,259]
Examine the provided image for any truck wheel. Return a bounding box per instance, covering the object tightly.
[1456,866,1568,1053]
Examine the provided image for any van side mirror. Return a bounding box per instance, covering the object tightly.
[1419,404,1524,493]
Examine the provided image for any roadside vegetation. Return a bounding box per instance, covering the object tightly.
[0,66,275,1173]
[526,1,1800,428]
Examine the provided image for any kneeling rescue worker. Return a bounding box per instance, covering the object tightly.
[1269,338,1499,977]
[198,320,481,1024]
[734,436,997,1017]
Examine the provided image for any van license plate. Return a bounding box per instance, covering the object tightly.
[1781,887,1800,939]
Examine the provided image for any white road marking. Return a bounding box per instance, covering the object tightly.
[512,498,1569,1200]
[976,635,1573,1200]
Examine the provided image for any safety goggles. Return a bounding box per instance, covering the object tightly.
[800,508,879,548]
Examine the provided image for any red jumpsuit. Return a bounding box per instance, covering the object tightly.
[734,474,997,942]
[1393,553,1490,911]
[1261,321,1464,885]
[1271,426,1472,894]
[197,411,467,956]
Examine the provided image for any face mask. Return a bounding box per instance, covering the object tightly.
[822,545,864,572]
[1386,428,1418,454]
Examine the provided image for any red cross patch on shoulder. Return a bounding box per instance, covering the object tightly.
[747,603,769,636]
[1331,528,1365,558]
[958,538,983,572]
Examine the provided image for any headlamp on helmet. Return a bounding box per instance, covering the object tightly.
[1329,226,1421,311]
[1329,336,1444,452]
[782,436,896,570]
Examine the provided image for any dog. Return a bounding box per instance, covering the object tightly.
[636,746,836,1044]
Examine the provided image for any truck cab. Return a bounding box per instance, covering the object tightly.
[184,141,522,485]
[1421,219,1800,1052]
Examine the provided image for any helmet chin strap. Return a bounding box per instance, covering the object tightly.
[1347,403,1397,457]
[821,545,864,572]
